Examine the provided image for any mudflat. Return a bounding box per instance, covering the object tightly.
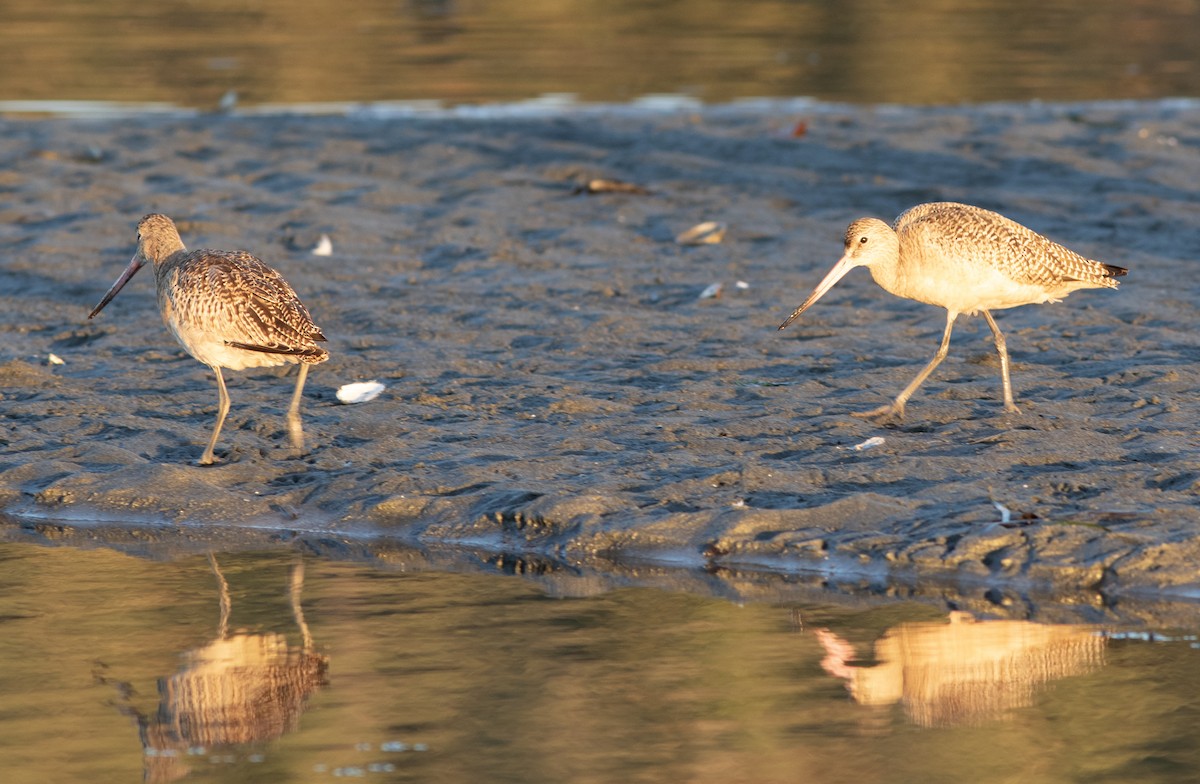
[2,101,1198,605]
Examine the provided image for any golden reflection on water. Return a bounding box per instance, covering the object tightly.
[0,540,1198,783]
[818,611,1105,728]
[0,0,1198,106]
[97,556,328,783]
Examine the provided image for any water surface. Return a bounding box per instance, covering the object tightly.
[2,0,1199,108]
[3,540,1200,783]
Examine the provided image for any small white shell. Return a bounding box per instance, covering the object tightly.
[699,282,723,299]
[852,436,885,451]
[312,234,333,256]
[47,353,65,365]
[675,221,726,245]
[336,380,385,404]
[575,178,650,195]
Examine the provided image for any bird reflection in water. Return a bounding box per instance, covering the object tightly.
[100,555,329,782]
[817,611,1104,728]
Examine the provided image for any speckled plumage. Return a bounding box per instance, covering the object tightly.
[778,201,1126,420]
[157,247,328,371]
[890,202,1123,303]
[89,213,329,464]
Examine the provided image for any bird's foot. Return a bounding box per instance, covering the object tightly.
[850,402,906,423]
[1003,402,1022,415]
[196,453,218,467]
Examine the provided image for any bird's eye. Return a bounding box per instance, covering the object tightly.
[859,236,868,244]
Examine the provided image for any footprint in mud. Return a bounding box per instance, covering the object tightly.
[143,173,196,195]
[51,328,108,349]
[250,171,315,194]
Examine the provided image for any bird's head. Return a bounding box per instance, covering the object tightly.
[134,213,187,266]
[88,213,187,319]
[778,217,897,330]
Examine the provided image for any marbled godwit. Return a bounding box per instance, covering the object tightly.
[778,202,1126,420]
[89,214,328,464]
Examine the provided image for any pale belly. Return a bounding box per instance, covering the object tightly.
[889,261,1073,315]
[164,316,295,371]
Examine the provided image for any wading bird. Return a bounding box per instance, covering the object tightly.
[778,202,1126,420]
[89,214,328,464]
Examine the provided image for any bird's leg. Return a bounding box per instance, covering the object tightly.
[286,363,310,456]
[200,367,231,465]
[853,311,958,422]
[982,309,1021,414]
[208,553,231,639]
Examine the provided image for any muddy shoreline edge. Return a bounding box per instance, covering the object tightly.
[3,100,1200,616]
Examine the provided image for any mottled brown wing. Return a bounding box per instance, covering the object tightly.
[898,203,1124,289]
[176,250,328,361]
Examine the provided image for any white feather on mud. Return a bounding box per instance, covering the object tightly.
[337,381,385,404]
[853,436,886,451]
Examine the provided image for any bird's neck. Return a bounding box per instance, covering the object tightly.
[151,247,189,283]
[866,258,906,299]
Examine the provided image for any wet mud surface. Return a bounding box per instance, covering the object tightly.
[2,101,1200,606]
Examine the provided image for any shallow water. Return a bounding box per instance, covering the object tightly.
[2,539,1200,783]
[2,0,1199,108]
